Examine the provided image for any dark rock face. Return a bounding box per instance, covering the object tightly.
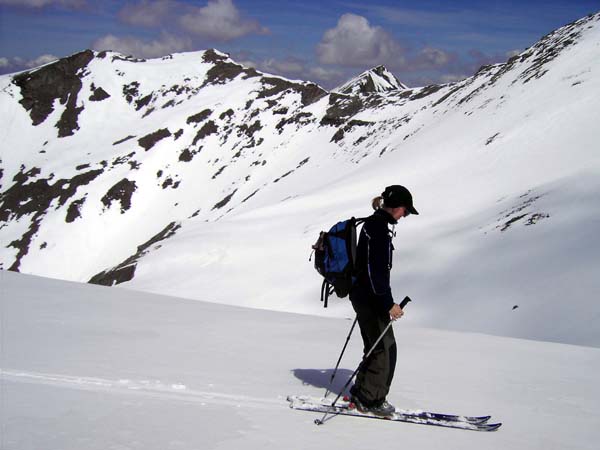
[12,50,95,137]
[192,121,218,145]
[179,148,194,162]
[89,85,110,101]
[202,49,260,86]
[276,112,314,132]
[0,166,103,270]
[331,120,373,143]
[66,197,86,222]
[1,167,103,223]
[321,94,363,127]
[220,109,234,120]
[135,94,153,110]
[238,121,262,138]
[202,49,228,65]
[186,109,212,124]
[410,84,443,100]
[257,77,327,106]
[298,83,327,106]
[113,135,136,146]
[89,221,181,286]
[122,81,140,103]
[138,128,171,151]
[212,190,237,210]
[101,178,137,213]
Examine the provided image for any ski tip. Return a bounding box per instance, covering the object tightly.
[481,422,502,432]
[466,415,492,424]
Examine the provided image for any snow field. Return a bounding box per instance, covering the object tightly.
[2,271,599,450]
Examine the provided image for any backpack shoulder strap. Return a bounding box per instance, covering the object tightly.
[353,216,369,226]
[320,279,334,308]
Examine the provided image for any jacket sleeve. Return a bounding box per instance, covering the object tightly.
[363,222,395,313]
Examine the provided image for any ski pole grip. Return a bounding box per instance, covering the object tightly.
[399,296,412,309]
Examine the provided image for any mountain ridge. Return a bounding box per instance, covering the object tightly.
[1,12,600,346]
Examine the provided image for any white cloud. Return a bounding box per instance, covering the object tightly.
[118,0,174,27]
[316,14,405,68]
[401,47,455,72]
[418,47,451,67]
[261,58,304,75]
[0,0,86,8]
[0,54,59,73]
[92,33,192,59]
[25,54,59,68]
[179,0,269,41]
[308,66,343,82]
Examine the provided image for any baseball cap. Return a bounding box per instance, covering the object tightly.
[382,185,419,215]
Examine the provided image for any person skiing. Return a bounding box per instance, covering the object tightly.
[349,184,418,416]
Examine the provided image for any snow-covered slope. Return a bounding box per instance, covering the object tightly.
[2,271,599,450]
[1,13,600,346]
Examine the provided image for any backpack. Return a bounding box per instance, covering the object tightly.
[311,217,367,308]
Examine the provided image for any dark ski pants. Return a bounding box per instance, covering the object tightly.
[349,300,397,406]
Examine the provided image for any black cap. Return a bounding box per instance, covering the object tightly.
[382,185,419,215]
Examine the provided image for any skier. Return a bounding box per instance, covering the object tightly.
[349,185,418,416]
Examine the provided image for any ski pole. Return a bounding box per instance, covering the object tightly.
[325,316,358,398]
[315,320,393,425]
[315,296,412,426]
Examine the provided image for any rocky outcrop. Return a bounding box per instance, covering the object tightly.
[13,50,94,137]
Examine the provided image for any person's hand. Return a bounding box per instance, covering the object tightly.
[389,304,404,321]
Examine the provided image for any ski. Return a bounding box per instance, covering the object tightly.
[288,395,492,424]
[287,395,502,432]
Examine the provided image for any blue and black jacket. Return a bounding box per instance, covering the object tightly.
[350,209,397,314]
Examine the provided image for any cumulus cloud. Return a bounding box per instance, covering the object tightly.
[92,33,192,59]
[307,66,344,82]
[316,14,406,68]
[261,58,305,75]
[0,0,86,8]
[26,54,59,67]
[416,47,453,68]
[179,0,269,41]
[0,54,60,74]
[118,0,174,27]
[116,0,268,42]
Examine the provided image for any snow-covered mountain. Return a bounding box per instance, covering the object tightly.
[333,65,408,95]
[1,13,600,346]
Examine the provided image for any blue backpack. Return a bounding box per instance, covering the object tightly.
[311,217,367,307]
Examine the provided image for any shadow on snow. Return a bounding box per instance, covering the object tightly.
[292,368,354,397]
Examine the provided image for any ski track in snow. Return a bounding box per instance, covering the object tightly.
[1,369,282,409]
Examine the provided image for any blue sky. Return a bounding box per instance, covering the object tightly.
[1,0,599,88]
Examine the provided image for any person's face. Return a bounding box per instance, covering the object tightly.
[392,206,410,220]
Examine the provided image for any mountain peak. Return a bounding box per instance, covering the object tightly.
[334,65,408,95]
